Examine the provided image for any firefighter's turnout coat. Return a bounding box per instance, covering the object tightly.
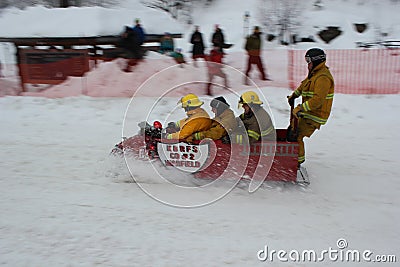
[168,108,212,140]
[293,62,334,125]
[193,108,236,141]
[235,105,274,144]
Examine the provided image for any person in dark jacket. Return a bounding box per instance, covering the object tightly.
[119,25,141,72]
[190,25,205,67]
[244,26,269,84]
[132,18,146,60]
[132,19,145,45]
[211,24,225,53]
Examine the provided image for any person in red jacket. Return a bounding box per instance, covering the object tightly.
[206,44,229,95]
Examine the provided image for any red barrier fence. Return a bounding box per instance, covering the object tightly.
[1,47,399,97]
[289,48,400,94]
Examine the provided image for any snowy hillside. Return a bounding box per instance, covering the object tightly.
[0,0,399,50]
[0,0,399,266]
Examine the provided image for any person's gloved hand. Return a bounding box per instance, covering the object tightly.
[287,95,296,106]
[186,135,194,143]
[293,105,303,119]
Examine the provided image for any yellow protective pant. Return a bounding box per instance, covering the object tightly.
[297,118,321,164]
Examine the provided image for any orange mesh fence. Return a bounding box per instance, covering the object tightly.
[289,48,400,94]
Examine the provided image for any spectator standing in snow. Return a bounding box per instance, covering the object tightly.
[132,18,145,45]
[244,26,269,84]
[159,32,175,55]
[211,24,225,53]
[287,48,334,167]
[190,25,205,67]
[206,44,228,95]
[132,18,145,59]
[119,25,141,72]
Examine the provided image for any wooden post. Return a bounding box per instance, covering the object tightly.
[15,46,26,93]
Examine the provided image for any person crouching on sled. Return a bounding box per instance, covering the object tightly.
[165,93,212,142]
[187,96,237,143]
[234,91,274,144]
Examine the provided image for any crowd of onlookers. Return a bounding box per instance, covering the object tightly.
[119,20,270,84]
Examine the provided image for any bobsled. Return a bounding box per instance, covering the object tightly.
[111,119,309,185]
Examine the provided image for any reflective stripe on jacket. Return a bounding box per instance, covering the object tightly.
[293,62,334,125]
[168,108,212,140]
[237,106,274,143]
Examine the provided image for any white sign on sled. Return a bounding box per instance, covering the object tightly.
[157,142,210,173]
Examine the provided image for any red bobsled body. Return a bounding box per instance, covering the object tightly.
[113,127,307,184]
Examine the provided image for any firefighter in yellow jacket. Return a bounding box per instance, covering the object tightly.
[288,48,334,166]
[166,93,212,141]
[189,96,237,142]
[235,91,274,144]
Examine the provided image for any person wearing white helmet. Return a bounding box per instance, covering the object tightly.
[166,93,212,141]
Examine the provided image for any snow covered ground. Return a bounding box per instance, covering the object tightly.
[1,93,399,266]
[0,0,400,266]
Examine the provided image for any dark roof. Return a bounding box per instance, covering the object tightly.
[0,34,183,46]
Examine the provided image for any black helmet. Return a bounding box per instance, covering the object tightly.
[210,96,229,115]
[305,48,326,67]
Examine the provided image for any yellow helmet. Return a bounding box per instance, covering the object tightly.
[238,91,263,106]
[179,93,204,108]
